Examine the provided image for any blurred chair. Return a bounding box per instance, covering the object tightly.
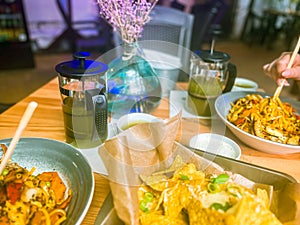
[114,5,194,52]
[48,0,113,53]
[113,5,194,81]
[240,0,300,50]
[166,0,195,13]
[176,0,195,13]
[240,0,268,47]
[23,0,66,51]
[190,0,230,51]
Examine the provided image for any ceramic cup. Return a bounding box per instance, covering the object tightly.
[117,113,163,132]
[231,77,258,92]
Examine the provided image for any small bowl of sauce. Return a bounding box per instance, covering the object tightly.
[189,133,241,160]
[232,77,258,92]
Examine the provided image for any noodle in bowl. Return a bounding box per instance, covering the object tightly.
[215,91,300,154]
[0,138,94,225]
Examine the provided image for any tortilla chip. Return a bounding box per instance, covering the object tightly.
[232,193,282,225]
[140,213,187,225]
[187,199,234,225]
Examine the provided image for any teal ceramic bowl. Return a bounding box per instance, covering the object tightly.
[0,137,94,225]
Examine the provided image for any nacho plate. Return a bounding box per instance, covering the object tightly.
[95,144,297,225]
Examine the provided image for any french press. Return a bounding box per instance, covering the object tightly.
[187,50,236,117]
[55,52,108,149]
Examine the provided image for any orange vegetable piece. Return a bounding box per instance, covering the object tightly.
[37,172,66,203]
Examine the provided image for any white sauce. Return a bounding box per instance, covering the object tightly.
[190,136,239,159]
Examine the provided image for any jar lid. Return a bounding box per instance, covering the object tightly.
[55,52,108,78]
[197,50,231,63]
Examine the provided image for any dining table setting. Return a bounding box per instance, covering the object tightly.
[1,0,300,224]
[0,73,300,224]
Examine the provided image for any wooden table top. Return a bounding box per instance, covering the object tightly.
[0,78,299,224]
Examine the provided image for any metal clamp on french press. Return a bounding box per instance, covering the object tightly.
[85,87,107,143]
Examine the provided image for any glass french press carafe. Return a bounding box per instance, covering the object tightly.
[186,50,236,117]
[55,52,108,149]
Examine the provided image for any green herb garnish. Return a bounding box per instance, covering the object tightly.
[210,174,230,184]
[210,202,231,211]
[180,174,189,180]
[2,168,9,176]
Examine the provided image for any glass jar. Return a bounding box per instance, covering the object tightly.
[106,41,162,120]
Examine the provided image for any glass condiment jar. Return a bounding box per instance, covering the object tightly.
[187,50,236,117]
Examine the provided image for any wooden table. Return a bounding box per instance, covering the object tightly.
[0,78,299,224]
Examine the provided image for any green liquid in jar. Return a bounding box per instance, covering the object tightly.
[186,76,223,117]
[62,97,107,149]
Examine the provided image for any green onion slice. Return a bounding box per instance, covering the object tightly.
[144,192,153,202]
[139,200,149,212]
[207,183,220,193]
[228,185,242,198]
[210,202,231,211]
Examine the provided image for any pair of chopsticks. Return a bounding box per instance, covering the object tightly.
[273,35,300,99]
[0,101,38,174]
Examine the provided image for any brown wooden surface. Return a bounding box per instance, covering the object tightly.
[0,78,299,224]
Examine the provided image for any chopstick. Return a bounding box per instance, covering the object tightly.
[273,35,300,99]
[0,101,38,174]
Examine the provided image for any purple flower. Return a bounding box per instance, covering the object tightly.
[97,0,158,43]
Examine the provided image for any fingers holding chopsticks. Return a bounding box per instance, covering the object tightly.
[263,36,300,87]
[263,51,300,86]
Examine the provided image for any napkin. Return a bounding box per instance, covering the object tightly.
[98,113,181,224]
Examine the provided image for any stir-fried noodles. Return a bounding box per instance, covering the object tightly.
[227,94,300,145]
[0,144,72,224]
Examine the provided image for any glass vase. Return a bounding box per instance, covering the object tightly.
[106,41,162,120]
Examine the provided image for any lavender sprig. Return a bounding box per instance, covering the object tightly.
[97,0,158,43]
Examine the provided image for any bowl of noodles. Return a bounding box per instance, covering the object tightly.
[215,91,300,154]
[0,137,94,225]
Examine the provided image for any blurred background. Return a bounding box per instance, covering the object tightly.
[0,0,299,112]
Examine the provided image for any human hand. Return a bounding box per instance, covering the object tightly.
[263,52,300,86]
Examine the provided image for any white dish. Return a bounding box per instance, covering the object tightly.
[189,133,241,159]
[232,77,258,92]
[215,91,300,154]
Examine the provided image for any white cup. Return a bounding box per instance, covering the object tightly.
[232,77,258,92]
[117,113,163,132]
